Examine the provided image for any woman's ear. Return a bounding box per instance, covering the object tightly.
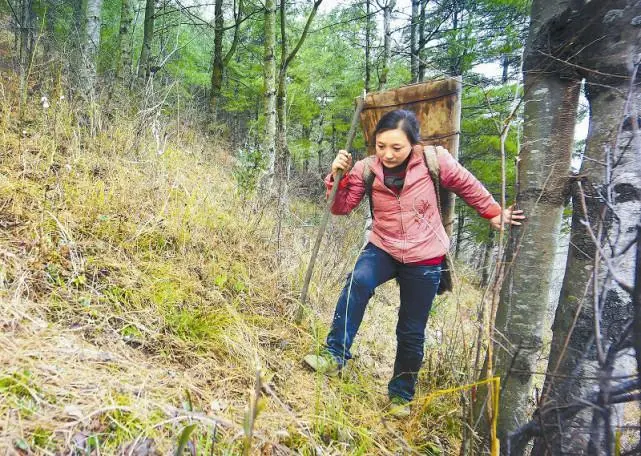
[412,143,424,154]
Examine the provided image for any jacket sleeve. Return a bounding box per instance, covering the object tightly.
[437,151,502,219]
[323,159,367,215]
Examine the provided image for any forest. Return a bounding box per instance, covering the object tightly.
[0,0,640,454]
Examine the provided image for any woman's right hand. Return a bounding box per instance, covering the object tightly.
[331,149,352,178]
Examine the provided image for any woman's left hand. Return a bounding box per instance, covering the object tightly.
[489,205,526,231]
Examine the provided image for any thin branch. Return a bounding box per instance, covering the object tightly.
[282,0,323,71]
[576,181,635,294]
[508,380,641,452]
[535,50,631,80]
[223,0,243,65]
[5,0,21,26]
[310,7,383,34]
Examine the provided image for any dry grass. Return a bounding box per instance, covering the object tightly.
[0,74,487,455]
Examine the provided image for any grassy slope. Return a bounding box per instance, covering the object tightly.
[0,75,486,455]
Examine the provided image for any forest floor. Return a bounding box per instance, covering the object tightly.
[0,73,488,455]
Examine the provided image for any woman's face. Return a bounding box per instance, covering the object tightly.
[375,128,413,168]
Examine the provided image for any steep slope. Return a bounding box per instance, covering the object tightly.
[0,80,481,454]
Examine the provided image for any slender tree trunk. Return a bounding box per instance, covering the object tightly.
[210,0,242,116]
[69,0,84,90]
[316,114,325,176]
[43,0,56,62]
[209,0,224,114]
[410,0,419,82]
[454,207,464,261]
[18,0,33,104]
[275,0,289,189]
[634,218,641,438]
[378,0,395,90]
[80,0,103,100]
[501,54,509,84]
[480,228,495,288]
[364,0,371,92]
[418,0,426,82]
[138,0,155,79]
[477,0,582,445]
[273,0,322,186]
[263,0,277,177]
[116,0,134,83]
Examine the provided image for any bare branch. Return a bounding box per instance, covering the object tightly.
[576,181,634,294]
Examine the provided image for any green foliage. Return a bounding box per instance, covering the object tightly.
[97,0,122,74]
[175,424,198,455]
[459,83,521,243]
[232,147,267,198]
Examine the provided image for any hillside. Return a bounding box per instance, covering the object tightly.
[0,80,485,455]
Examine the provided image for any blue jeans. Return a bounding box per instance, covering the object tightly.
[326,243,441,401]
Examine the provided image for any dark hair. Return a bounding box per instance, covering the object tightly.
[373,109,421,145]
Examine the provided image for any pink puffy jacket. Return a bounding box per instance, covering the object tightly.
[324,144,502,263]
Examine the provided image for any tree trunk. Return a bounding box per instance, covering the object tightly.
[410,0,419,83]
[501,54,509,83]
[273,0,322,186]
[634,218,641,439]
[477,0,582,445]
[209,0,224,114]
[454,207,464,261]
[69,0,84,90]
[491,75,579,449]
[138,0,155,79]
[316,114,325,176]
[18,0,33,104]
[80,0,103,99]
[480,228,495,288]
[210,0,242,116]
[365,0,371,92]
[418,0,426,82]
[378,0,395,90]
[263,0,277,177]
[115,0,134,84]
[530,3,641,454]
[275,0,289,189]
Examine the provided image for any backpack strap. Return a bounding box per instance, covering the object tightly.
[422,145,443,217]
[362,155,376,218]
[362,148,444,219]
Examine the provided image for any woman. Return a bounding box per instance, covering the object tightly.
[304,109,524,417]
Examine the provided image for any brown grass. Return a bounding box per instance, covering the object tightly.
[0,73,485,455]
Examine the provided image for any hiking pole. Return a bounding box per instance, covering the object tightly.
[296,94,365,324]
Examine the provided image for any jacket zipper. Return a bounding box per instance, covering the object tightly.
[374,168,410,262]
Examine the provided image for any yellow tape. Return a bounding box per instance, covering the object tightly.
[415,376,500,456]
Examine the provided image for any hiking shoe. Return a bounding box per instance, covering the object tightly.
[387,396,411,419]
[303,350,340,377]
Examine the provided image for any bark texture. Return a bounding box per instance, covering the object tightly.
[138,0,155,79]
[530,4,641,452]
[209,0,242,115]
[209,0,224,113]
[377,0,395,90]
[365,0,372,92]
[410,0,419,82]
[418,0,426,82]
[482,0,582,446]
[496,1,641,454]
[263,0,277,175]
[116,0,133,83]
[81,0,103,98]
